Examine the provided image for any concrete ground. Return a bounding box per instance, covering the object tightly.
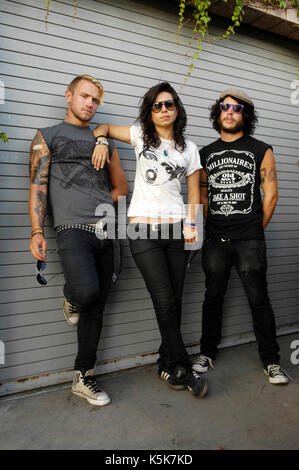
[0,333,298,451]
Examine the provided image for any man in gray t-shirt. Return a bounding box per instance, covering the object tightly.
[29,75,128,406]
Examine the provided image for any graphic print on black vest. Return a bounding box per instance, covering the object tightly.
[206,149,256,216]
[51,136,109,192]
[138,147,186,185]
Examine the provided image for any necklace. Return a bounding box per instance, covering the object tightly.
[162,139,175,157]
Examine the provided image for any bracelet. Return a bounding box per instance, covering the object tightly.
[31,228,43,234]
[31,231,44,238]
[184,222,196,228]
[95,140,109,146]
[95,135,108,140]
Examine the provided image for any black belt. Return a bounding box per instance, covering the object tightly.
[206,237,231,242]
[55,222,108,238]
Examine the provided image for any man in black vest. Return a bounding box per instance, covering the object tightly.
[29,75,128,405]
[193,88,289,385]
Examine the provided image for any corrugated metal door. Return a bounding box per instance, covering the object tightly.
[0,0,298,395]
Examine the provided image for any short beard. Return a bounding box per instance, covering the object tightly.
[69,107,94,123]
[75,112,92,123]
[218,117,244,134]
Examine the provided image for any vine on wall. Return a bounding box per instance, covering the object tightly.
[42,0,298,80]
[178,0,299,80]
[45,0,78,29]
[0,132,9,144]
[2,0,298,144]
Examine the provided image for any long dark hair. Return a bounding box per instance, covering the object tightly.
[210,96,258,135]
[137,82,187,151]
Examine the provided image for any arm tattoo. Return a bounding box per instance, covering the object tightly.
[29,131,50,230]
[200,181,208,187]
[34,190,47,227]
[260,167,277,184]
[30,131,51,185]
[268,167,277,182]
[261,167,266,184]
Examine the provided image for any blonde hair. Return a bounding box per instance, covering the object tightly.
[67,75,104,104]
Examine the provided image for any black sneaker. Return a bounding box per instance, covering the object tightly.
[264,364,289,385]
[158,368,185,390]
[172,365,208,398]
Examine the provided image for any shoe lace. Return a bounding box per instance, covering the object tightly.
[83,376,103,393]
[268,364,292,381]
[195,355,214,368]
[69,304,80,314]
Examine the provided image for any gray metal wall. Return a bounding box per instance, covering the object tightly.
[0,0,298,395]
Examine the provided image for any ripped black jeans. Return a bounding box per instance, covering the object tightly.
[200,238,280,368]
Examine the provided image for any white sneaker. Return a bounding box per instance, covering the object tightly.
[71,370,111,406]
[63,297,80,326]
[192,355,214,373]
[264,364,289,385]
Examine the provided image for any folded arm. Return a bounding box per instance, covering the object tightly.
[92,124,131,170]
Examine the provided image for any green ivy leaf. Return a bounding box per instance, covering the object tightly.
[0,132,9,144]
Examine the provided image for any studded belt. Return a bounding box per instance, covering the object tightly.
[56,222,108,238]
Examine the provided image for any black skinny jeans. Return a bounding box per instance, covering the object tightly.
[200,238,280,368]
[56,229,114,374]
[129,224,190,372]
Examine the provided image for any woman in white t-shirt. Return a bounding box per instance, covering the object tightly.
[92,82,207,398]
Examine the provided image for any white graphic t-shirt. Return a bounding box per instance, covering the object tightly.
[128,125,202,219]
[200,135,272,240]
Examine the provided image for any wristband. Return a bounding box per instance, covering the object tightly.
[184,222,196,227]
[95,135,108,140]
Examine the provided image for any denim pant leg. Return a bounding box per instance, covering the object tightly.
[233,240,280,367]
[129,237,190,371]
[56,229,114,373]
[200,239,232,359]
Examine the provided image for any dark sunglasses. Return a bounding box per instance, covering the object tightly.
[152,100,176,113]
[36,260,47,285]
[35,250,59,286]
[220,102,244,113]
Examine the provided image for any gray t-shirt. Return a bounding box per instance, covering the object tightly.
[40,121,115,228]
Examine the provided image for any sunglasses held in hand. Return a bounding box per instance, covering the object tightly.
[36,259,48,285]
[35,250,60,286]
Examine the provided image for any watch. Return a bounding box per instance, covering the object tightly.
[95,140,109,146]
